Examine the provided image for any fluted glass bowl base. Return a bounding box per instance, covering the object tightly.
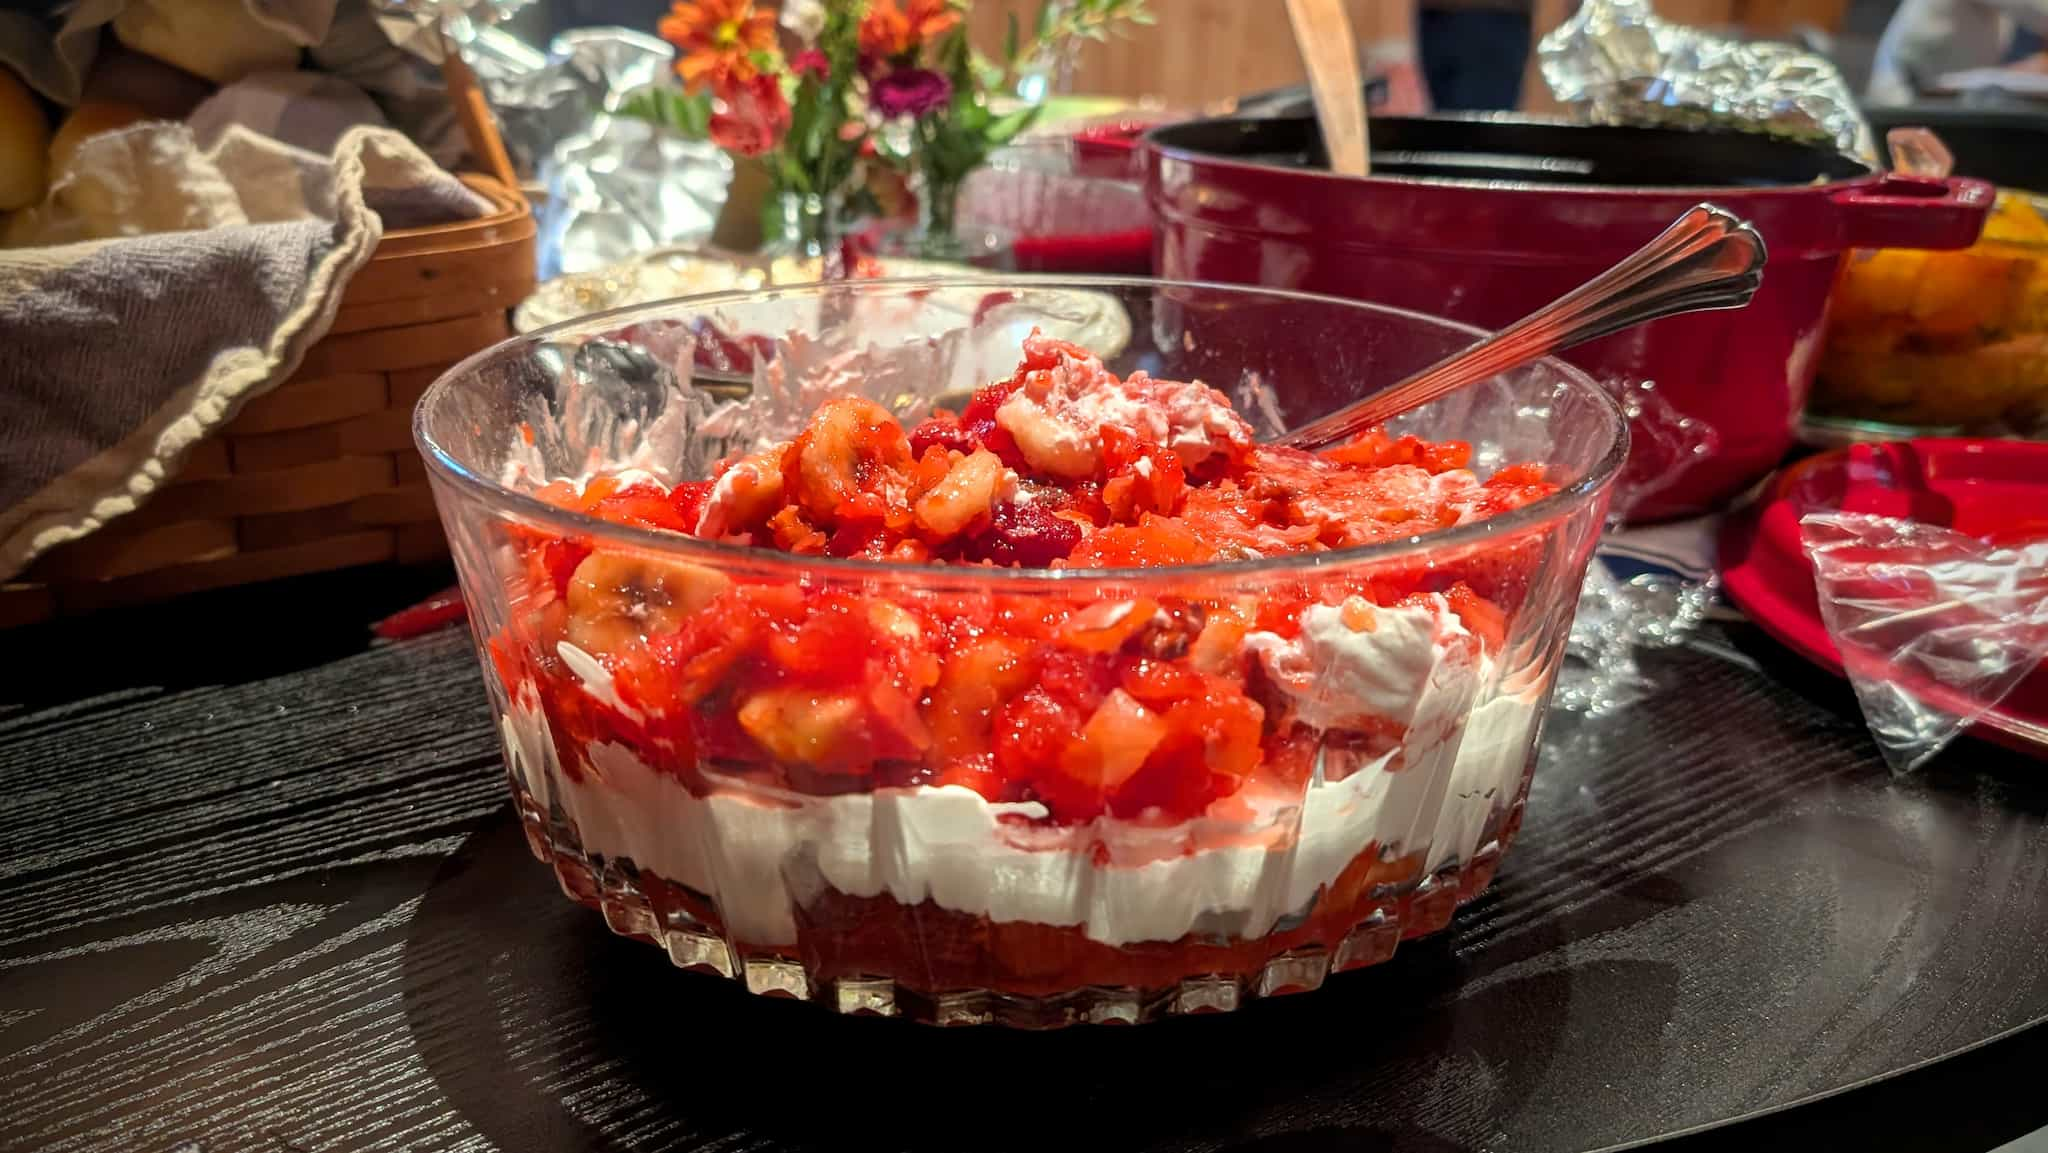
[510,781,1523,1028]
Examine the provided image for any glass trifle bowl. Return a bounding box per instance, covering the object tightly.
[417,277,1627,1027]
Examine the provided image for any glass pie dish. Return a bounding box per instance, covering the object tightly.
[417,278,1627,1026]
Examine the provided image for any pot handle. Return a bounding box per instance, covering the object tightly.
[1831,175,1996,251]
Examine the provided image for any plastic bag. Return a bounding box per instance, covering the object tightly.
[1800,511,2048,772]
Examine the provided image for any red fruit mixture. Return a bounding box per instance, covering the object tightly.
[494,333,1559,826]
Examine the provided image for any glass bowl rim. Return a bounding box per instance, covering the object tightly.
[414,274,1630,586]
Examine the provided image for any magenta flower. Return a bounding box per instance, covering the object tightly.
[871,67,951,118]
[790,49,829,80]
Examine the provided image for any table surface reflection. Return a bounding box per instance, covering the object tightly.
[2,568,2044,1153]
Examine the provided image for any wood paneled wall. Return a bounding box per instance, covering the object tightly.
[967,0,1854,110]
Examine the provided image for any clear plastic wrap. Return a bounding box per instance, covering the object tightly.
[1538,0,1877,164]
[1558,561,1717,716]
[1554,374,1721,716]
[1800,511,2048,772]
[1603,375,1722,524]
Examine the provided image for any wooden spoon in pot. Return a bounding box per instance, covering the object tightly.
[1286,0,1370,177]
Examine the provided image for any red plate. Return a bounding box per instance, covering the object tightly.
[1719,438,2048,756]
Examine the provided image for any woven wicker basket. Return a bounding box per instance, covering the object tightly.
[1,174,534,627]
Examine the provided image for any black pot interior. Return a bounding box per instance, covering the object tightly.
[1148,114,1874,188]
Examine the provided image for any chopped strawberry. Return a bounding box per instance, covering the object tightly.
[668,479,714,531]
[1099,425,1187,520]
[994,689,1090,813]
[1327,429,1473,473]
[583,479,694,533]
[1064,515,1212,568]
[1117,654,1203,704]
[960,381,1020,427]
[1439,583,1508,651]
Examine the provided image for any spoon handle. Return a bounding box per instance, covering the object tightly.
[1276,203,1767,453]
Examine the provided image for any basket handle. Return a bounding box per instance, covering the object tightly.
[439,28,525,202]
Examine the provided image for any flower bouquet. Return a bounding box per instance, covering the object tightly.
[628,0,1150,268]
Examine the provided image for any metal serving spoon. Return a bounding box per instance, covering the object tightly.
[1274,202,1768,453]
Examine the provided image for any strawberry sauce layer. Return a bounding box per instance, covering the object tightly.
[496,333,1557,830]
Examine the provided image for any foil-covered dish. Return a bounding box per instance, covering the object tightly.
[1539,0,1877,164]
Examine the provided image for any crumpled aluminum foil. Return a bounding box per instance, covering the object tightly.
[441,25,730,278]
[1539,0,1877,165]
[368,12,730,272]
[542,116,733,279]
[373,0,532,65]
[483,26,679,184]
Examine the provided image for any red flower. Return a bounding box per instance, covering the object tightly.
[871,67,952,117]
[659,0,777,93]
[790,48,829,80]
[710,71,792,156]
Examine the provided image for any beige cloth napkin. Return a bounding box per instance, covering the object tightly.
[0,123,487,580]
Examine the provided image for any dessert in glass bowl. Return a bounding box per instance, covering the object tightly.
[418,278,1626,1026]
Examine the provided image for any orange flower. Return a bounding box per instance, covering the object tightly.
[659,0,777,92]
[859,0,960,60]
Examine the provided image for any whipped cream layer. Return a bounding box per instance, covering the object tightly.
[504,693,1531,948]
[499,597,1541,948]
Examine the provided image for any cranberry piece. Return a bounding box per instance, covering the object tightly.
[959,381,1018,426]
[827,519,889,558]
[969,418,1030,471]
[908,414,978,458]
[967,500,1082,567]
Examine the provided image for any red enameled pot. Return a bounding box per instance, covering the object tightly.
[1144,114,1995,520]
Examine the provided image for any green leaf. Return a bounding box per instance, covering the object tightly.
[1034,0,1058,43]
[614,87,713,139]
[970,50,1004,89]
[985,103,1041,147]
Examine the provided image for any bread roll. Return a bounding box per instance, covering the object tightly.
[49,101,153,178]
[113,0,305,85]
[0,66,50,211]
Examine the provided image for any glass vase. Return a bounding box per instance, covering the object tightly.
[769,188,849,279]
[869,171,1015,268]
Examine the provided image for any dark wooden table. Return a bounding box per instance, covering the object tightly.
[4,567,2047,1153]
